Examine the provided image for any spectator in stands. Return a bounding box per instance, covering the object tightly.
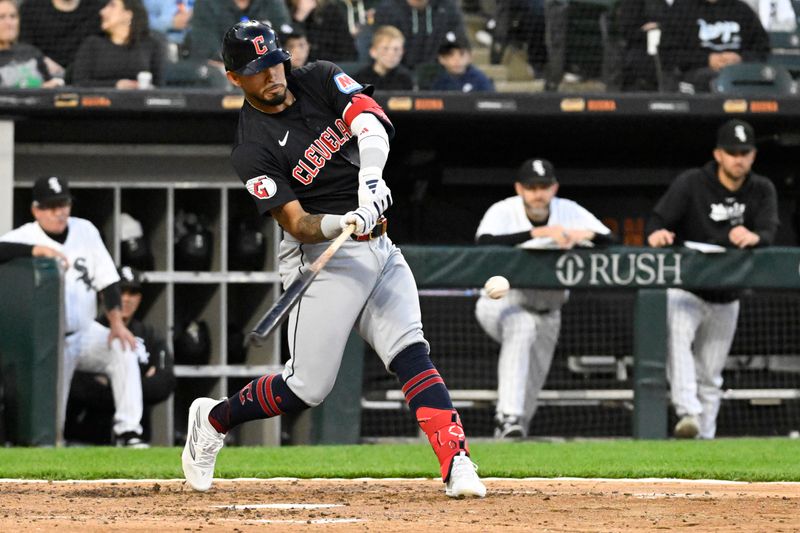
[474,159,614,439]
[282,26,310,68]
[658,0,770,93]
[615,0,673,91]
[66,265,176,446]
[476,0,547,75]
[373,0,469,68]
[431,39,494,91]
[646,119,778,439]
[354,24,413,89]
[340,0,380,61]
[188,0,291,66]
[72,0,166,88]
[19,0,104,79]
[288,0,357,62]
[742,0,797,32]
[0,176,147,447]
[143,0,193,52]
[0,0,64,87]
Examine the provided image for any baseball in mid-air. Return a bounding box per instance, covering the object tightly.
[484,276,510,299]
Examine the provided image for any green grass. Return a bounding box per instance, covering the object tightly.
[1,439,799,481]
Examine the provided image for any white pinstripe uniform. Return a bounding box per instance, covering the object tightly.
[666,288,739,439]
[0,218,145,436]
[474,196,610,432]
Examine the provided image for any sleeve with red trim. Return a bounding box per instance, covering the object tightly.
[315,60,395,139]
[343,93,395,140]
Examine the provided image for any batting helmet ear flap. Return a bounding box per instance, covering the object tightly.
[174,320,211,365]
[228,219,266,272]
[174,210,214,271]
[120,213,154,271]
[227,322,248,365]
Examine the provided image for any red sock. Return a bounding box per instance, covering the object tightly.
[416,406,470,482]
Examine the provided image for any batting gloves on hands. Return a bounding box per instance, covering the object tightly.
[358,168,392,216]
[341,205,380,236]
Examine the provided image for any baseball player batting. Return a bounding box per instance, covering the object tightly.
[474,159,613,438]
[181,20,486,498]
[646,119,778,439]
[0,176,147,447]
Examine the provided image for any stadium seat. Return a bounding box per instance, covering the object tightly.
[768,53,800,79]
[164,60,230,90]
[712,62,797,95]
[769,31,800,51]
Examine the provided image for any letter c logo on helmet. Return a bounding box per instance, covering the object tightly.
[252,35,268,56]
[222,20,292,76]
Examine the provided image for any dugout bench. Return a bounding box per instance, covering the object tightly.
[338,246,800,441]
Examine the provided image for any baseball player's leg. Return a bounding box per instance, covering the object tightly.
[209,238,380,432]
[60,333,82,435]
[666,289,705,419]
[521,311,561,429]
[185,239,380,492]
[476,295,535,435]
[693,300,739,439]
[360,239,484,497]
[474,294,504,344]
[75,321,144,438]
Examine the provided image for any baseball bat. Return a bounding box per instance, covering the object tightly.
[247,223,356,346]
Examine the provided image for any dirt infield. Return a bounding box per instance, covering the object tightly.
[1,478,798,532]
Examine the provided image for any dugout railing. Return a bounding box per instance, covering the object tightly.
[331,246,800,442]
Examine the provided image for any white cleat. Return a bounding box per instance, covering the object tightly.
[445,452,487,498]
[182,397,226,491]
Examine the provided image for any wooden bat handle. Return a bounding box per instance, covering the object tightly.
[310,223,356,274]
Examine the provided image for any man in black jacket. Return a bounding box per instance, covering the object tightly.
[615,0,673,91]
[373,0,468,68]
[65,266,176,446]
[658,0,770,93]
[646,119,779,439]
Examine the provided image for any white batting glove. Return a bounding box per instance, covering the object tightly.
[341,205,379,236]
[358,168,392,215]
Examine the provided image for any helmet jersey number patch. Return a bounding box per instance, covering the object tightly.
[334,72,363,94]
[246,175,278,199]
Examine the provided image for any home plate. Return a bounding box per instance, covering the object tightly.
[214,503,344,510]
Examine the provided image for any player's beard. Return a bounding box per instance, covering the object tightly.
[258,85,288,106]
[720,161,750,183]
[526,205,549,223]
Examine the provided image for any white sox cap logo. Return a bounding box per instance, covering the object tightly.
[246,175,278,199]
[734,125,747,143]
[48,177,62,193]
[532,160,546,176]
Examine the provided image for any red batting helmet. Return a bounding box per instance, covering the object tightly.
[222,20,292,75]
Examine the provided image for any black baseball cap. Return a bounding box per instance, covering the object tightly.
[716,119,755,152]
[279,23,305,42]
[517,158,557,186]
[118,265,143,293]
[438,38,471,56]
[32,176,72,207]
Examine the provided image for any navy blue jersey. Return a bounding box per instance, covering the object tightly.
[232,61,390,216]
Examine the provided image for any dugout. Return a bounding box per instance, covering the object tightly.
[2,89,800,444]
